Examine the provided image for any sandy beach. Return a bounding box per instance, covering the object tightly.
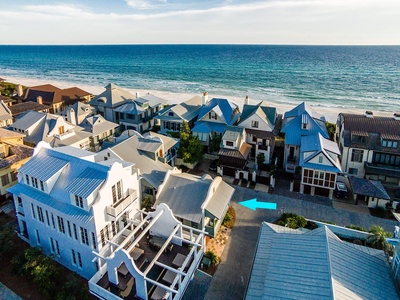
[5,75,394,124]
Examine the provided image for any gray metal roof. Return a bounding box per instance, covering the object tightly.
[348,176,391,200]
[154,173,213,224]
[64,167,107,198]
[7,183,93,224]
[246,222,399,300]
[105,135,172,188]
[157,96,202,122]
[18,148,70,181]
[89,83,134,108]
[205,179,234,220]
[11,110,45,130]
[222,126,244,142]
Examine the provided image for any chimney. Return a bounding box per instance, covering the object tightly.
[67,108,76,125]
[136,92,140,99]
[37,96,43,105]
[365,111,373,118]
[17,85,24,97]
[394,113,400,121]
[202,92,208,105]
[245,95,250,105]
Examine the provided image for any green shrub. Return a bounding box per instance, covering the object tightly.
[304,221,318,230]
[0,224,17,254]
[346,225,367,232]
[375,207,388,218]
[205,250,219,265]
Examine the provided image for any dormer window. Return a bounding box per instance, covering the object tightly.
[351,134,366,144]
[382,139,398,148]
[75,195,84,208]
[319,156,323,163]
[209,111,217,120]
[168,111,174,116]
[59,126,65,135]
[226,141,234,147]
[251,121,259,128]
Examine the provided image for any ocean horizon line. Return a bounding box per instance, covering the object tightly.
[1,44,400,47]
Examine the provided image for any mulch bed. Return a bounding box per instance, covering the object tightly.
[249,181,256,190]
[240,180,248,187]
[232,179,239,185]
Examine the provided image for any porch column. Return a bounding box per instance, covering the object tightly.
[310,186,315,196]
[300,184,304,194]
[328,189,333,200]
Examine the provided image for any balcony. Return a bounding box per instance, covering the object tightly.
[365,162,400,178]
[106,189,138,221]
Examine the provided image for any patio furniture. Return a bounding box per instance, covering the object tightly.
[130,247,144,261]
[201,256,211,269]
[151,286,167,300]
[162,269,178,285]
[172,253,186,268]
[148,236,167,250]
[118,263,129,276]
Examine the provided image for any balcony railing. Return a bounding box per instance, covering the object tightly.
[106,189,137,219]
[365,162,400,178]
[287,156,297,163]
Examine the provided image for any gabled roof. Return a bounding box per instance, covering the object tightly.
[192,121,229,134]
[9,101,50,118]
[104,135,172,188]
[89,83,135,108]
[155,172,213,224]
[11,145,111,208]
[300,133,342,173]
[0,128,25,140]
[81,115,119,136]
[282,103,329,146]
[284,102,325,121]
[222,126,244,142]
[62,102,96,118]
[0,100,12,120]
[246,222,398,300]
[197,98,239,125]
[25,84,91,105]
[145,132,179,151]
[0,143,33,170]
[205,178,235,220]
[348,176,390,200]
[156,96,203,122]
[239,101,276,127]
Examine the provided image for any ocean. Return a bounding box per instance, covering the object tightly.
[0,45,399,113]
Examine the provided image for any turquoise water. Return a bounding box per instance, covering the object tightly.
[0,45,399,111]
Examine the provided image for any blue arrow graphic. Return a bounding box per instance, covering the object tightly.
[239,199,277,211]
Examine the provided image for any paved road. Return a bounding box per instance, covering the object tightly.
[204,184,398,300]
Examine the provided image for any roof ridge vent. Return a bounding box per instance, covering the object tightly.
[365,111,373,118]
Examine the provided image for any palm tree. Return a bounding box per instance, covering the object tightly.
[367,225,393,254]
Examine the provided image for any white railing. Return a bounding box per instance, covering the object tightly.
[106,189,137,219]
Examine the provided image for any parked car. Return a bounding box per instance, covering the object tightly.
[335,181,348,199]
[209,159,219,172]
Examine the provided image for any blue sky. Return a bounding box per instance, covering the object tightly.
[0,0,399,45]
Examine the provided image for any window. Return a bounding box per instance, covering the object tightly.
[351,149,364,162]
[382,139,398,148]
[73,224,78,240]
[168,111,174,116]
[80,227,89,245]
[50,238,60,255]
[252,135,257,142]
[51,213,55,229]
[303,169,314,184]
[1,174,10,186]
[251,120,259,128]
[226,141,234,147]
[92,232,97,250]
[351,135,366,144]
[209,111,217,120]
[77,252,82,268]
[40,181,44,191]
[45,210,50,226]
[37,206,44,223]
[67,221,72,237]
[112,181,123,204]
[302,123,307,129]
[75,195,83,208]
[36,230,40,244]
[373,153,400,166]
[31,203,36,219]
[11,171,18,182]
[71,249,77,265]
[318,156,323,163]
[111,221,116,236]
[59,126,65,135]
[144,186,153,195]
[57,216,65,234]
[349,168,358,175]
[105,225,110,241]
[17,197,23,207]
[25,175,30,185]
[100,229,105,247]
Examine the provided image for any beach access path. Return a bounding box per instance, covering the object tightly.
[202,182,397,300]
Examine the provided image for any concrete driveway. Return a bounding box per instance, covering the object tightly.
[204,184,398,300]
